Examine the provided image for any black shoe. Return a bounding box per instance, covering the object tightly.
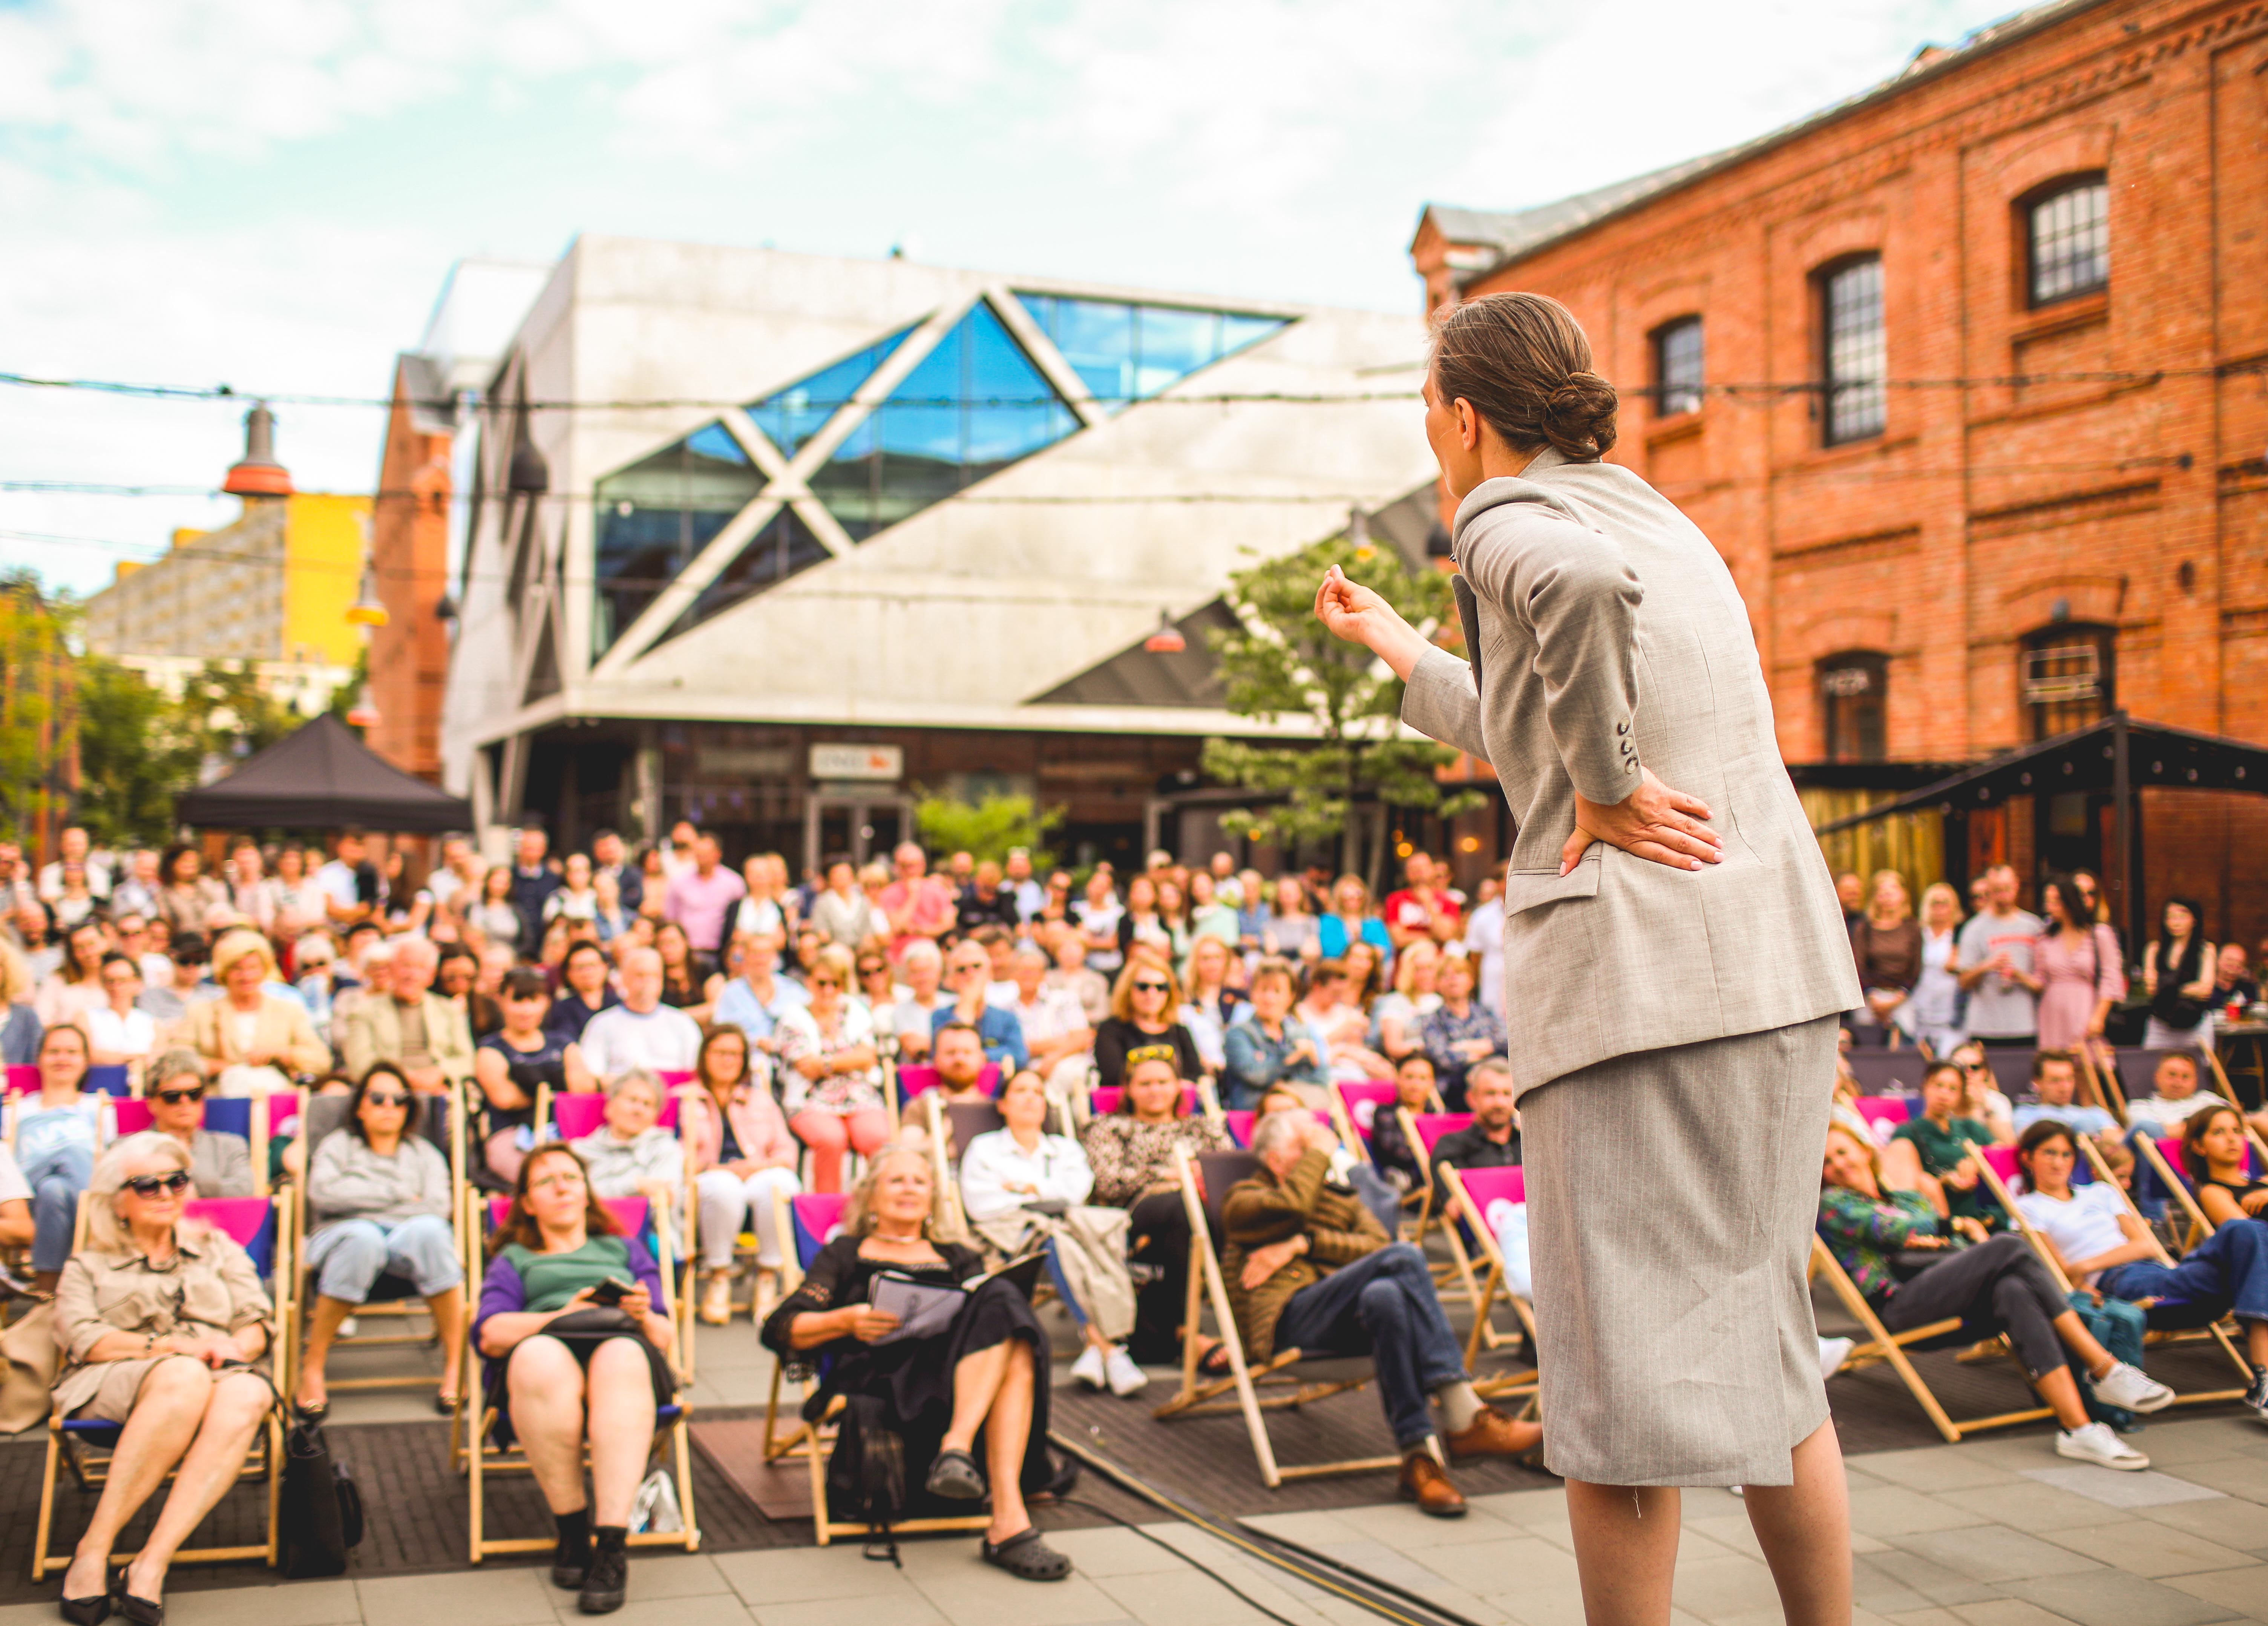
[2244,1366,2268,1424]
[551,1524,592,1590]
[577,1543,627,1615]
[57,1584,109,1626]
[112,1590,159,1626]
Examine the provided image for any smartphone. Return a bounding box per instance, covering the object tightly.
[591,1277,634,1307]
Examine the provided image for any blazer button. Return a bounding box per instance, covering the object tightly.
[1616,721,1630,735]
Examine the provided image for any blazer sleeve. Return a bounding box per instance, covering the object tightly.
[279,1000,332,1077]
[1460,505,1646,806]
[1400,647,1491,762]
[337,1002,378,1079]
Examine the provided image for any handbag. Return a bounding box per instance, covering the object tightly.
[278,1411,364,1577]
[824,1391,907,1565]
[0,1301,61,1434]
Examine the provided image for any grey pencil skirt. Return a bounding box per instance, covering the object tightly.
[1518,1015,1837,1487]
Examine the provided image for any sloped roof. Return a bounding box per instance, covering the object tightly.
[177,712,472,832]
[1426,0,2103,288]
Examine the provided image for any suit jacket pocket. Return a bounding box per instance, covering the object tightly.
[1501,851,1603,917]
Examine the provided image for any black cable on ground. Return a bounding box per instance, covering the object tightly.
[1046,1431,1479,1626]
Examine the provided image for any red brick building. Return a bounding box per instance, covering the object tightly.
[1414,0,2268,945]
[366,355,456,782]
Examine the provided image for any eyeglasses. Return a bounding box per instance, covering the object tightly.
[123,1172,192,1198]
[154,1088,205,1105]
[857,963,886,976]
[364,1091,411,1108]
[808,977,841,990]
[1132,980,1170,993]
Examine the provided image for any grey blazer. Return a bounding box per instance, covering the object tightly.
[1402,448,1859,1094]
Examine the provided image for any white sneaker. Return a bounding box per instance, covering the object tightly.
[1070,1344,1107,1390]
[2057,1420,2149,1471]
[1104,1346,1149,1397]
[339,1316,359,1338]
[2092,1360,2176,1414]
[1816,1337,1853,1381]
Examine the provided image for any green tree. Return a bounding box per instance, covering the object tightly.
[1200,536,1482,882]
[175,660,299,764]
[912,792,1063,868]
[74,657,196,847]
[0,576,75,847]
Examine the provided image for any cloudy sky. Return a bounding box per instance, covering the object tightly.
[2,0,2032,599]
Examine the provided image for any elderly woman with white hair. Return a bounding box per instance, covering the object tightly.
[51,1132,275,1624]
[184,929,329,1096]
[883,937,950,1059]
[569,1070,686,1213]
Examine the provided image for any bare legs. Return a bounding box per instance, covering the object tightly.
[296,1289,465,1408]
[509,1336,656,1526]
[938,1338,1038,1544]
[1564,1421,1852,1626]
[428,1289,466,1401]
[62,1362,270,1603]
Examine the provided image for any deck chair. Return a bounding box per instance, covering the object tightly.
[761,1192,991,1545]
[32,1193,293,1580]
[461,1190,700,1560]
[1851,1096,1912,1145]
[928,1097,1006,1238]
[1845,1051,1929,1096]
[898,1063,1000,1110]
[1150,1146,1396,1486]
[1396,1111,1511,1351]
[1810,1233,2055,1444]
[294,1084,463,1393]
[1975,1143,2253,1400]
[1433,1162,1542,1386]
[112,1095,276,1196]
[6,1066,136,1100]
[1979,1048,2038,1103]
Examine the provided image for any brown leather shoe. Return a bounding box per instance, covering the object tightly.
[1445,1408,1544,1462]
[1398,1449,1467,1518]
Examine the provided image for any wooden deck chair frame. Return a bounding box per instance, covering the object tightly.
[460,1184,702,1560]
[1396,1109,1504,1347]
[2073,1047,2127,1120]
[1433,1163,1541,1390]
[1149,1146,1400,1487]
[1809,1236,2053,1443]
[1990,1142,2254,1397]
[293,1081,468,1392]
[32,1192,294,1580]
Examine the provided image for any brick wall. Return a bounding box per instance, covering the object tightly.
[1443,0,2268,946]
[367,365,454,782]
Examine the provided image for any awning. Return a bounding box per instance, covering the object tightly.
[177,713,473,833]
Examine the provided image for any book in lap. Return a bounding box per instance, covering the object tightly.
[868,1252,1048,1344]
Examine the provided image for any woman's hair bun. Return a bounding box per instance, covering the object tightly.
[1542,370,1618,459]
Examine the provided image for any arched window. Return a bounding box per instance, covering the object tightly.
[2020,624,2115,739]
[1816,255,1885,445]
[1819,652,1888,763]
[1651,316,1703,417]
[2024,174,2108,307]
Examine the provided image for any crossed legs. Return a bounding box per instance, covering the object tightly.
[938,1337,1038,1545]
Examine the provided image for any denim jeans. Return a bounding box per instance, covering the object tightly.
[1272,1242,1468,1450]
[2068,1290,2148,1429]
[2099,1216,2268,1327]
[305,1213,463,1302]
[25,1141,93,1273]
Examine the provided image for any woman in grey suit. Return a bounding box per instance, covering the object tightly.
[1318,292,1860,1626]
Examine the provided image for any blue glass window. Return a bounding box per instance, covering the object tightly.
[667,505,832,640]
[591,422,761,657]
[810,300,1076,541]
[1016,293,1287,408]
[745,324,916,459]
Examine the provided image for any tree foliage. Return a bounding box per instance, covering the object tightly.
[0,577,74,847]
[74,657,196,848]
[912,792,1063,868]
[1200,537,1482,877]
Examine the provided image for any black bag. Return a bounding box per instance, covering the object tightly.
[824,1393,907,1565]
[278,1415,364,1578]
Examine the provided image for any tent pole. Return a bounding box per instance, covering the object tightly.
[2113,711,2138,954]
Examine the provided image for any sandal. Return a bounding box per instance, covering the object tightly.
[1197,1342,1232,1378]
[981,1527,1071,1582]
[925,1447,987,1502]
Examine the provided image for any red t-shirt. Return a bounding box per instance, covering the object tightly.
[1383,887,1460,934]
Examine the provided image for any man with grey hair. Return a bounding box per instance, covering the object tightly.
[886,937,949,1060]
[338,934,474,1093]
[1224,1111,1537,1516]
[578,947,702,1078]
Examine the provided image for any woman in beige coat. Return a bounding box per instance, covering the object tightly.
[185,930,330,1094]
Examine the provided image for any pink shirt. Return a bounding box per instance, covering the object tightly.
[664,865,748,953]
[880,877,955,955]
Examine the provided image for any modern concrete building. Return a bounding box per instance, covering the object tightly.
[439,237,1435,871]
[83,405,369,714]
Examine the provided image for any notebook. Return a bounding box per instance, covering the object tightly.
[867,1252,1048,1344]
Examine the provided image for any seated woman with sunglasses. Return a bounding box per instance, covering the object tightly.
[51,1133,274,1626]
[296,1064,466,1417]
[143,1049,254,1199]
[1091,952,1204,1093]
[475,1143,677,1617]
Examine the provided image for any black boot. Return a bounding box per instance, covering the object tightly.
[550,1508,592,1589]
[578,1527,627,1615]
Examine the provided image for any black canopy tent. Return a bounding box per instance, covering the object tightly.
[176,713,472,834]
[1812,712,2268,951]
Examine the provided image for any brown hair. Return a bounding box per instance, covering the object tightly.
[1431,292,1617,460]
[490,1143,625,1256]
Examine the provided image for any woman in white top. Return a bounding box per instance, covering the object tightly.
[266,846,333,942]
[958,1069,1144,1397]
[1897,882,1967,1058]
[1370,939,1442,1064]
[2010,1121,2159,1288]
[84,954,157,1085]
[733,855,788,944]
[542,852,600,926]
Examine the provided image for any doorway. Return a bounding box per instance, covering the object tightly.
[805,793,913,877]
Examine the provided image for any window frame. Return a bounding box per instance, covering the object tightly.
[1814,253,1886,447]
[2020,623,2116,741]
[1650,315,1704,419]
[2021,172,2109,309]
[1818,651,1889,764]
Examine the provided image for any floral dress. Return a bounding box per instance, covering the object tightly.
[773,999,885,1117]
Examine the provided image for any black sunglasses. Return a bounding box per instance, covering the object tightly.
[154,1088,205,1105]
[364,1091,411,1108]
[1132,980,1171,993]
[123,1172,192,1198]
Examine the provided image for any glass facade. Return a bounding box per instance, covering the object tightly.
[809,299,1076,541]
[1652,316,1703,417]
[592,421,762,657]
[745,324,915,458]
[1820,255,1886,445]
[1016,293,1287,408]
[668,505,833,640]
[2029,176,2108,306]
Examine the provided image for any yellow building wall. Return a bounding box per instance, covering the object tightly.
[1801,787,1947,913]
[280,494,371,667]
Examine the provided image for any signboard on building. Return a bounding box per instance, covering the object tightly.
[809,743,903,782]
